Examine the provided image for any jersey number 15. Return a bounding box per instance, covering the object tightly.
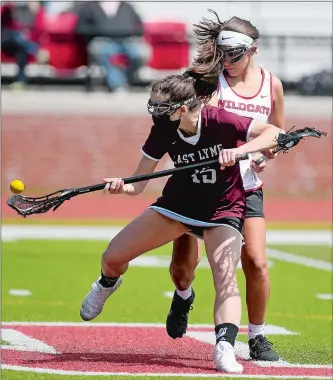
[191,168,217,184]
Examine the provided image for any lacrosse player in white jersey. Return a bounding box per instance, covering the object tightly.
[165,9,285,364]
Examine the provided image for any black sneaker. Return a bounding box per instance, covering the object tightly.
[166,289,195,339]
[249,334,279,361]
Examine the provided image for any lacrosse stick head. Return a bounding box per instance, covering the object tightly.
[292,127,328,139]
[276,127,328,152]
[6,189,73,217]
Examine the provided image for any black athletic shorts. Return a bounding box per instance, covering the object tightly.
[245,188,264,219]
[182,216,244,240]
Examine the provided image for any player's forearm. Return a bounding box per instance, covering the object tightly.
[121,155,157,196]
[237,126,280,155]
[122,181,148,196]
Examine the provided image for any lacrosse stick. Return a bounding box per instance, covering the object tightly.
[7,153,250,217]
[254,127,327,165]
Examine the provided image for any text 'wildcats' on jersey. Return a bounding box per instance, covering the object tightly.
[218,99,271,116]
[217,67,273,191]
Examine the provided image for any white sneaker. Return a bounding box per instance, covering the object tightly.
[214,341,244,373]
[80,276,122,321]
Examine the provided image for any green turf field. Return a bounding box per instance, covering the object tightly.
[2,231,332,380]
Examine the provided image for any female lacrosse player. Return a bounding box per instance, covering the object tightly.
[80,69,281,373]
[166,10,285,362]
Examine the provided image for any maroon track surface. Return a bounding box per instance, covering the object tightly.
[2,194,332,222]
[3,325,332,377]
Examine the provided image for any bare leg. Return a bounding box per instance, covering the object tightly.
[204,226,242,326]
[80,209,187,321]
[169,234,202,291]
[102,208,188,277]
[166,234,201,339]
[204,226,243,374]
[241,217,269,326]
[241,217,279,361]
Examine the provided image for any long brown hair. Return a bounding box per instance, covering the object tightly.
[193,9,260,72]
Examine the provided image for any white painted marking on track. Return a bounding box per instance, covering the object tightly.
[1,329,57,354]
[2,365,331,378]
[316,294,333,300]
[9,289,31,296]
[163,291,174,299]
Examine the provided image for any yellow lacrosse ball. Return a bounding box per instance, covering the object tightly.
[10,179,25,194]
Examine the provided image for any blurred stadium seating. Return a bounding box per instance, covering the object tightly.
[1,4,191,89]
[1,2,332,94]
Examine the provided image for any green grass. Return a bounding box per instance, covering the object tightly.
[2,239,332,380]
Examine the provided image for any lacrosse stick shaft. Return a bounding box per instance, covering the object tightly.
[254,146,283,165]
[74,153,249,194]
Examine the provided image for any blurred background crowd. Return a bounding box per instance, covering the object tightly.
[1,0,332,96]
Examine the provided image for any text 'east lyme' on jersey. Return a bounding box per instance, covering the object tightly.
[141,105,254,225]
[217,67,273,191]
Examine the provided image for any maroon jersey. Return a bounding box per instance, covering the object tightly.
[141,105,254,223]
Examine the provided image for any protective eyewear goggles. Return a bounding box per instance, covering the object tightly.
[147,96,196,116]
[221,45,252,63]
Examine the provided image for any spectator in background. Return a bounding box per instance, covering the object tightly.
[1,1,47,90]
[74,1,148,92]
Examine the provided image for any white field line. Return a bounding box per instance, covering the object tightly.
[0,322,297,335]
[2,225,330,271]
[8,289,31,296]
[316,294,333,300]
[266,231,332,246]
[131,256,274,269]
[131,255,209,269]
[266,248,333,271]
[2,365,332,378]
[2,225,332,246]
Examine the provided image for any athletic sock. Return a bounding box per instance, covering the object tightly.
[215,323,239,347]
[176,287,192,300]
[99,271,119,288]
[248,322,265,340]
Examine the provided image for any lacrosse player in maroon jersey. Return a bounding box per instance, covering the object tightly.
[79,68,281,373]
[166,10,285,362]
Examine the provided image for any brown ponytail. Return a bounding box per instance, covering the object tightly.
[184,68,219,102]
[149,66,218,109]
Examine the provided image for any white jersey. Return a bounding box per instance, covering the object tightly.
[217,67,273,191]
